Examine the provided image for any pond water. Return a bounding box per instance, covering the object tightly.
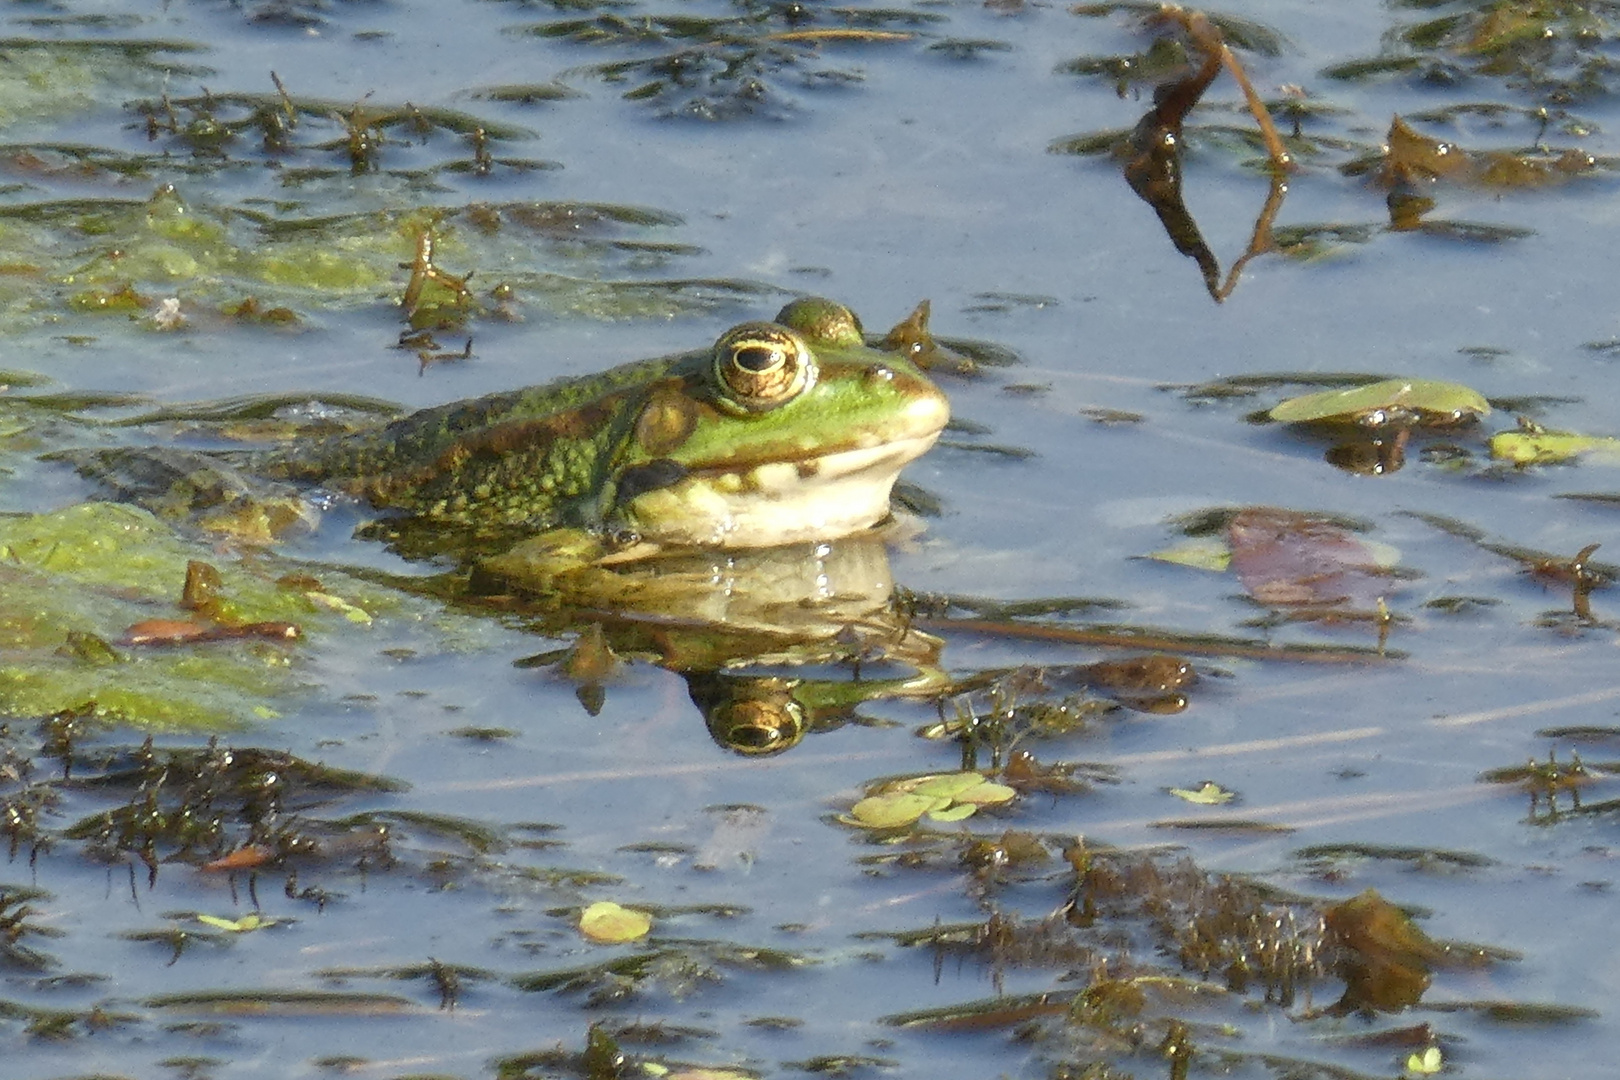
[3,0,1620,1078]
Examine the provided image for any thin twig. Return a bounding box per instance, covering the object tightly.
[766,29,912,43]
[922,617,1401,664]
[1216,168,1287,299]
[1215,40,1293,170]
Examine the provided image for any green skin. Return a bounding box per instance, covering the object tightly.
[262,298,950,551]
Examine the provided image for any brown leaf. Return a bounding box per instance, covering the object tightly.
[1382,115,1471,184]
[203,844,276,872]
[122,619,301,647]
[1324,888,1445,1012]
[122,618,215,646]
[1082,654,1195,693]
[1226,507,1392,609]
[218,621,302,642]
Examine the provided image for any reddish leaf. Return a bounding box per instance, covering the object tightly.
[122,619,301,646]
[203,844,276,871]
[1226,507,1392,609]
[221,621,302,642]
[122,618,215,645]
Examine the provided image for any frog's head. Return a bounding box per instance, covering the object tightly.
[610,299,950,549]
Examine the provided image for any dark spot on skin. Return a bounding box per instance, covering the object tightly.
[616,459,689,504]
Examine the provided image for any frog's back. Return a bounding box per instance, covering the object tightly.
[265,352,690,530]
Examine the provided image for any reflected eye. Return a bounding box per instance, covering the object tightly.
[711,698,807,756]
[712,322,817,413]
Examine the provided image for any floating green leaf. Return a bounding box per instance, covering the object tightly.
[0,186,757,334]
[1323,0,1620,105]
[844,772,1016,829]
[1146,537,1232,572]
[579,901,652,945]
[195,913,278,933]
[953,781,1016,806]
[1490,430,1620,465]
[849,793,950,829]
[909,773,991,800]
[1405,1047,1443,1076]
[1269,378,1490,426]
[1169,781,1236,805]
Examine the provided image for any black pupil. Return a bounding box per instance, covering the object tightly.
[733,723,780,749]
[734,345,781,373]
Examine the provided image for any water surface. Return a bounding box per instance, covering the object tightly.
[2,0,1620,1077]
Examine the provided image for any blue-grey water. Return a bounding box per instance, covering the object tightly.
[3,0,1620,1077]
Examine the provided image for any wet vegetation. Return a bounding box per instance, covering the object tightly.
[0,51,779,344]
[514,2,936,120]
[1054,1,1619,295]
[868,841,1525,1076]
[0,182,767,335]
[1322,0,1620,106]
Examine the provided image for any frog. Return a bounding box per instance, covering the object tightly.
[253,296,951,558]
[35,299,956,751]
[60,297,949,559]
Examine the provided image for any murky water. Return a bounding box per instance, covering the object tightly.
[3,0,1620,1077]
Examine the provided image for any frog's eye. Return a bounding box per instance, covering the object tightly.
[712,323,817,413]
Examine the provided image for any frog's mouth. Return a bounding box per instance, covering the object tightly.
[618,430,943,550]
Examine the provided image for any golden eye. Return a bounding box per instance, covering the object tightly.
[712,322,817,412]
[713,697,807,755]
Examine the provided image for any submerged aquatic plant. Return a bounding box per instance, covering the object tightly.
[127,79,541,175]
[873,841,1533,1076]
[1325,0,1620,107]
[0,37,209,125]
[513,0,937,119]
[0,182,766,334]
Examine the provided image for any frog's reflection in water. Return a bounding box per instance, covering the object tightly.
[491,532,947,755]
[687,673,811,756]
